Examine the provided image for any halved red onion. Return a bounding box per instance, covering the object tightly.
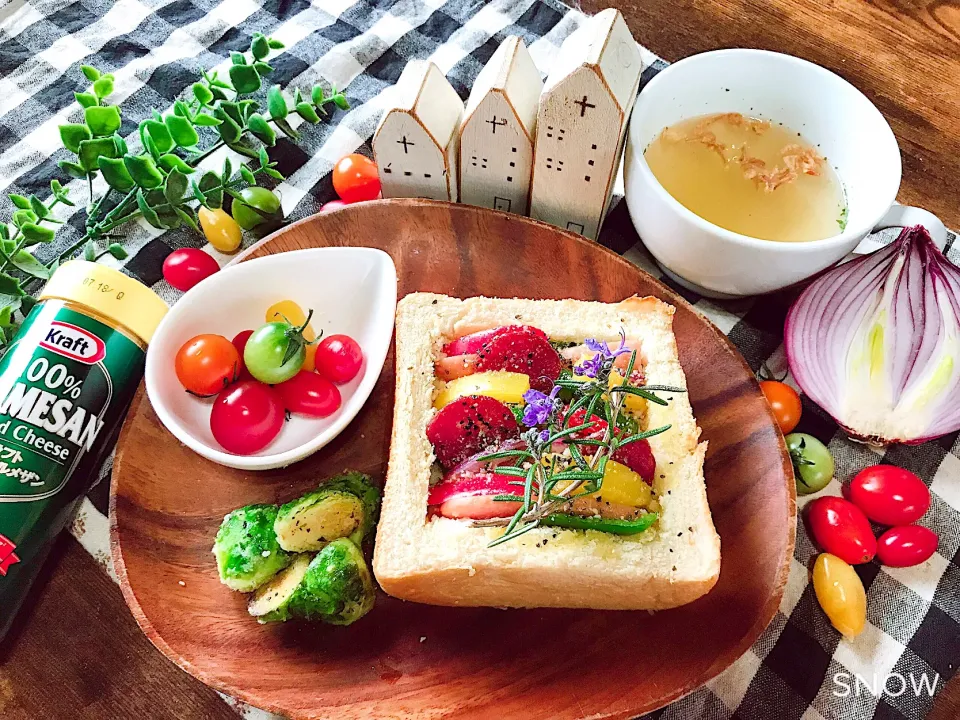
[785,226,960,445]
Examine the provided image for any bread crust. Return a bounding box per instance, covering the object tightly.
[373,293,721,609]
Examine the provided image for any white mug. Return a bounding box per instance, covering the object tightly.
[622,49,948,298]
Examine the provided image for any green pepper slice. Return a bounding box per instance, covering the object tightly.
[541,512,658,535]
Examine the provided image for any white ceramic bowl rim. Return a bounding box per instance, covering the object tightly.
[628,48,901,252]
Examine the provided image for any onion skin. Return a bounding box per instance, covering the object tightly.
[785,225,960,446]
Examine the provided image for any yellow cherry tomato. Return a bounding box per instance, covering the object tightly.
[813,553,866,637]
[198,207,243,253]
[560,460,652,508]
[266,300,317,370]
[434,371,530,409]
[609,369,647,414]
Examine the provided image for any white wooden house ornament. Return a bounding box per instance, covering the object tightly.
[458,36,542,215]
[373,61,463,202]
[529,9,643,240]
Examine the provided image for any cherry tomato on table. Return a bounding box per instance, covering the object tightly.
[231,330,254,380]
[175,334,240,396]
[332,154,381,203]
[807,496,876,564]
[210,380,284,455]
[275,371,342,418]
[198,206,242,253]
[231,187,282,231]
[315,334,363,384]
[760,380,802,434]
[813,553,866,637]
[876,525,938,567]
[163,248,219,291]
[786,432,834,495]
[848,465,930,525]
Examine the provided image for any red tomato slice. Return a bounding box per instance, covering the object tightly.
[848,466,930,526]
[428,473,521,519]
[475,328,561,392]
[443,325,548,356]
[434,353,479,381]
[807,497,877,564]
[613,439,656,484]
[426,395,518,468]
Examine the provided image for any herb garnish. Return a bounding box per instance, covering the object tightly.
[837,206,848,231]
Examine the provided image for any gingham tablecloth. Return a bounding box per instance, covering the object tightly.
[2,2,958,719]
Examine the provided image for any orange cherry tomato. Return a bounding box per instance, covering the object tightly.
[760,380,802,434]
[175,334,240,396]
[332,154,380,203]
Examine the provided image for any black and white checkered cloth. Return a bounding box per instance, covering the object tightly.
[2,2,958,719]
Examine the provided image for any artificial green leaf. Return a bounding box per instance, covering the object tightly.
[192,113,221,127]
[155,206,182,230]
[230,51,247,65]
[228,64,261,94]
[10,250,52,279]
[83,240,96,261]
[198,171,220,192]
[273,117,300,140]
[173,100,192,119]
[58,160,86,179]
[12,210,37,228]
[213,108,241,143]
[192,82,213,105]
[78,137,118,172]
[333,93,349,110]
[9,195,30,210]
[240,166,255,184]
[257,146,269,168]
[311,85,325,106]
[174,206,199,231]
[135,190,164,229]
[80,65,100,82]
[238,99,259,119]
[210,86,228,102]
[225,141,259,159]
[267,86,287,120]
[253,62,273,76]
[49,179,74,206]
[142,133,159,160]
[20,223,54,245]
[20,295,37,317]
[28,196,48,218]
[97,156,136,192]
[85,106,121,136]
[92,76,114,99]
[219,101,243,126]
[264,167,283,180]
[107,242,128,260]
[59,123,92,154]
[296,102,320,123]
[251,33,269,60]
[267,38,284,49]
[294,88,302,104]
[74,92,98,109]
[246,113,275,146]
[164,169,188,204]
[192,179,222,209]
[113,134,128,156]
[152,109,163,122]
[0,225,8,242]
[143,120,175,154]
[157,153,193,173]
[0,273,24,296]
[123,154,164,189]
[165,114,199,148]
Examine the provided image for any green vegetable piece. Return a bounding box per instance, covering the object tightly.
[326,472,381,545]
[541,512,659,535]
[230,51,247,65]
[253,62,273,76]
[296,102,320,124]
[246,113,275,146]
[214,505,292,592]
[164,169,188,204]
[9,250,51,279]
[80,65,100,81]
[9,195,30,210]
[157,153,193,173]
[58,160,86,179]
[267,38,284,50]
[267,86,287,120]
[275,490,363,553]
[92,75,114,99]
[59,123,92,154]
[288,539,375,625]
[311,85,325,106]
[84,106,121,137]
[247,553,311,623]
[192,113,222,127]
[123,154,164,189]
[164,114,198,148]
[143,120,174,154]
[19,223,55,245]
[135,189,164,229]
[78,137,118,172]
[213,107,241,143]
[240,166,255,184]
[74,92,98,109]
[97,156,136,192]
[192,82,213,105]
[251,33,269,60]
[229,64,261,94]
[273,117,300,140]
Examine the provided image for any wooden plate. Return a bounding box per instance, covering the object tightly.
[111,199,796,720]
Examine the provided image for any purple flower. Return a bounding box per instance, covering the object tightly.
[573,354,603,378]
[576,331,630,378]
[522,386,560,427]
[538,428,551,443]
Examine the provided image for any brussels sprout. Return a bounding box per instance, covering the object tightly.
[213,504,291,592]
[248,553,311,623]
[289,539,376,625]
[324,471,381,545]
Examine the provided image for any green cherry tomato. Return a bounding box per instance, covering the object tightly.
[231,187,282,230]
[244,321,307,384]
[785,432,835,495]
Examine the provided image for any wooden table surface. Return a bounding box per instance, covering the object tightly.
[3,1,958,718]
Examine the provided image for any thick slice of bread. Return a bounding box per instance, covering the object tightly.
[373,293,721,609]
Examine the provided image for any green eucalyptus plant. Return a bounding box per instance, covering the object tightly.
[0,32,349,347]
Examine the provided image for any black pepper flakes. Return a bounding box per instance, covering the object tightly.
[431,299,438,305]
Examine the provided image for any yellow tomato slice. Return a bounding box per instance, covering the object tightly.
[558,460,652,508]
[434,371,530,409]
[265,300,316,342]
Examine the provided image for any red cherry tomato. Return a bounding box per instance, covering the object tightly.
[807,496,877,565]
[876,525,938,567]
[319,199,348,213]
[210,380,284,455]
[315,334,363,384]
[231,330,254,380]
[848,465,930,526]
[175,334,239,396]
[275,371,342,418]
[759,380,802,434]
[332,154,380,203]
[163,248,220,291]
